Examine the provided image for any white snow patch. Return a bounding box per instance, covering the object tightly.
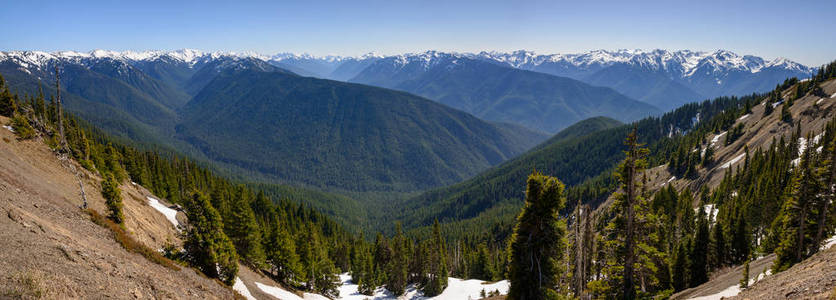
[2,125,13,133]
[798,137,808,157]
[301,274,509,300]
[698,204,719,224]
[824,234,836,250]
[233,277,256,300]
[147,196,180,229]
[255,282,304,300]
[432,278,509,300]
[831,92,836,98]
[720,153,745,169]
[334,273,391,299]
[817,146,824,153]
[401,277,509,300]
[816,98,825,105]
[738,114,750,121]
[772,100,784,108]
[661,176,677,187]
[711,131,727,146]
[688,269,771,300]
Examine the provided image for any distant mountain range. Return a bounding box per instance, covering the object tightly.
[0,49,546,193]
[348,51,658,133]
[0,47,815,190]
[273,49,812,112]
[476,49,813,110]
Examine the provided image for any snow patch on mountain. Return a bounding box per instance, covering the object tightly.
[475,49,811,79]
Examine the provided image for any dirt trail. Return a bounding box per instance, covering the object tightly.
[0,116,235,299]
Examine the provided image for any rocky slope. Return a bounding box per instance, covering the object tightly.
[0,116,241,299]
[622,78,836,299]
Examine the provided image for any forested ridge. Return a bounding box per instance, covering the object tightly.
[2,58,835,299]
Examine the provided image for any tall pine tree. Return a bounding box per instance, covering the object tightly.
[507,171,567,300]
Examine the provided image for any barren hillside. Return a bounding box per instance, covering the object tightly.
[0,115,238,299]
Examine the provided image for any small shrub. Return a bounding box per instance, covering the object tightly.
[101,175,124,225]
[86,209,180,271]
[10,113,35,140]
[1,270,46,299]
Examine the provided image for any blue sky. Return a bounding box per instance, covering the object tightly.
[2,0,834,66]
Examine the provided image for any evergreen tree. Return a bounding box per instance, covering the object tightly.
[710,220,726,269]
[423,220,449,297]
[352,245,377,295]
[101,174,124,225]
[265,222,302,284]
[740,259,750,289]
[813,123,836,252]
[702,144,715,167]
[671,241,688,292]
[226,188,266,268]
[299,225,340,297]
[507,171,567,300]
[781,100,792,123]
[596,129,650,299]
[183,191,239,286]
[471,243,496,281]
[689,208,710,287]
[386,223,409,295]
[0,74,16,117]
[773,137,821,272]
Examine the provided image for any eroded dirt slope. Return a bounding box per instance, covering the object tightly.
[0,116,235,299]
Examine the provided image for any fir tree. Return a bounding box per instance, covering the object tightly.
[671,241,688,292]
[423,220,449,297]
[101,174,124,224]
[183,191,239,286]
[0,74,16,117]
[781,100,792,123]
[226,188,266,268]
[710,220,726,269]
[386,223,409,295]
[265,222,302,284]
[472,243,496,281]
[773,137,821,272]
[740,259,750,289]
[507,171,566,300]
[689,207,710,287]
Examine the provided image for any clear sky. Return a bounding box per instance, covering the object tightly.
[2,0,834,66]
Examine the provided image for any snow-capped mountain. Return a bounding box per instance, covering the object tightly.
[349,52,660,133]
[476,49,811,79]
[0,48,815,114]
[470,49,813,110]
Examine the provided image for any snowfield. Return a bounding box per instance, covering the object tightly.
[146,196,180,229]
[233,277,256,300]
[824,234,836,250]
[737,114,750,121]
[264,274,510,300]
[720,153,745,169]
[426,277,508,300]
[688,269,771,300]
[2,125,13,133]
[710,131,726,146]
[255,282,305,300]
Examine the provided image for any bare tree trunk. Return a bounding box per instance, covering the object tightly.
[55,67,67,151]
